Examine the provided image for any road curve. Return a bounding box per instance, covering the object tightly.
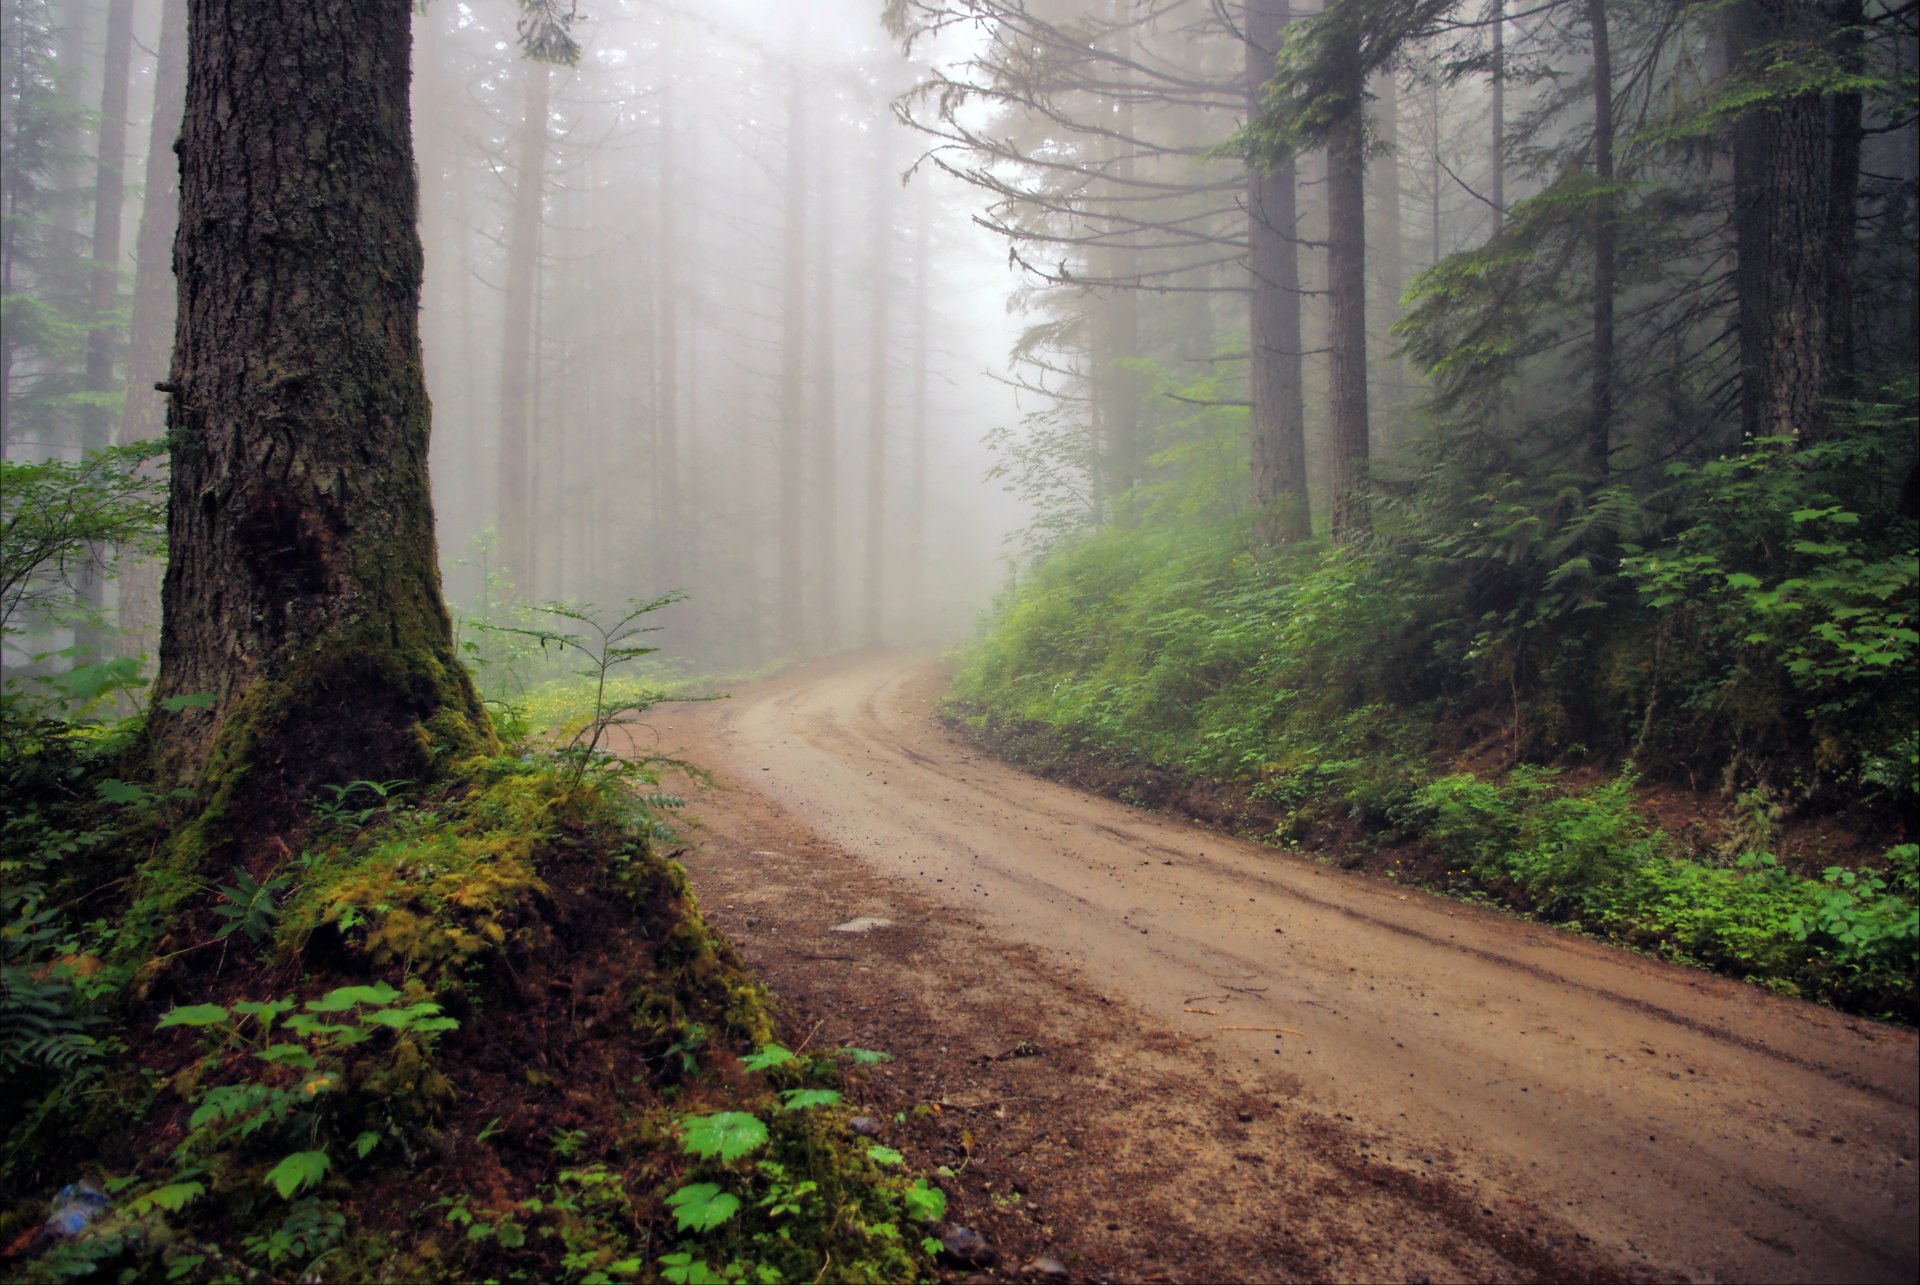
[667,650,1918,1283]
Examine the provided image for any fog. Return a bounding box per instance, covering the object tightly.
[412,0,1026,669]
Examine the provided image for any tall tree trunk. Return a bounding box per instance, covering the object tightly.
[656,85,683,590]
[809,102,840,652]
[908,175,930,639]
[1586,0,1615,479]
[497,61,550,595]
[83,0,132,455]
[1246,0,1311,543]
[1489,0,1505,236]
[151,0,491,841]
[1103,8,1142,520]
[777,70,807,653]
[73,0,134,651]
[862,127,893,648]
[1428,75,1443,266]
[1730,0,1832,443]
[1370,67,1405,445]
[1824,0,1863,390]
[1326,22,1370,544]
[113,0,185,659]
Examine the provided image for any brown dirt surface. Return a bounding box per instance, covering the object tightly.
[638,650,1920,1285]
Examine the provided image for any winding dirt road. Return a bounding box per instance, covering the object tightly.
[650,651,1917,1283]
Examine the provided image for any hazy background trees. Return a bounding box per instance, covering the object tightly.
[1,0,1027,678]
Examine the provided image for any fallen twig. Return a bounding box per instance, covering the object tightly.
[1217,1025,1303,1035]
[1184,1007,1220,1015]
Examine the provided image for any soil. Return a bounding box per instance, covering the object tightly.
[642,649,1920,1285]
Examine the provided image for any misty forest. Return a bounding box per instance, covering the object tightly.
[2,0,1916,1281]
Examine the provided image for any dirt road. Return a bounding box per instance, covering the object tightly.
[649,651,1918,1283]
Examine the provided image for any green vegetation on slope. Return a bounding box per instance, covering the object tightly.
[953,400,1919,1020]
[2,629,940,1283]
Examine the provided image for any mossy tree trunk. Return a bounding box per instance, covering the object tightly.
[149,0,492,854]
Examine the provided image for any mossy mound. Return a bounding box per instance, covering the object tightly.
[1,750,937,1283]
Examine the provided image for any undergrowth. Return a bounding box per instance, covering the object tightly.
[951,414,1919,1020]
[1,607,940,1282]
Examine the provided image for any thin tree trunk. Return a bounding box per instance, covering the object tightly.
[777,70,807,653]
[1326,21,1370,543]
[1370,67,1405,442]
[1586,0,1615,479]
[1427,75,1442,267]
[1489,0,1505,236]
[83,0,132,454]
[497,61,550,595]
[908,176,930,639]
[1246,0,1310,543]
[809,98,840,651]
[151,0,490,828]
[113,0,185,659]
[73,0,134,650]
[656,85,683,589]
[862,128,893,648]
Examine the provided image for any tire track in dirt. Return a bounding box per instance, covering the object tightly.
[641,650,1918,1283]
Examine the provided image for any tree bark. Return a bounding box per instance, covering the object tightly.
[1586,0,1615,479]
[1731,0,1833,443]
[1246,0,1311,543]
[113,0,186,659]
[1326,21,1370,544]
[150,0,491,843]
[497,61,550,594]
[1824,0,1863,390]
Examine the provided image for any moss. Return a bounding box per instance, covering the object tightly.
[122,620,498,969]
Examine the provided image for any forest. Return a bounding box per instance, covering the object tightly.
[2,0,1915,1282]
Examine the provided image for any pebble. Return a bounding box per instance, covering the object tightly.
[849,1115,883,1137]
[939,1225,998,1269]
[1024,1255,1071,1281]
[830,917,894,934]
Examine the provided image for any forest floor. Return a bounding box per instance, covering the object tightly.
[634,651,1918,1285]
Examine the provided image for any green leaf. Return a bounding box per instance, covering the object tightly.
[866,1144,904,1166]
[660,1253,725,1285]
[256,1043,317,1069]
[157,1003,230,1029]
[354,1131,381,1159]
[128,1182,205,1216]
[665,1182,741,1232]
[264,1150,330,1200]
[838,1047,893,1065]
[739,1043,796,1072]
[678,1111,769,1162]
[95,778,150,805]
[776,1088,841,1111]
[904,1178,946,1224]
[306,983,400,1012]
